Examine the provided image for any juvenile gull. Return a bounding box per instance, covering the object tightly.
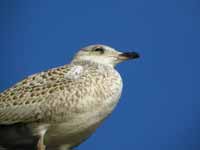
[0,44,139,150]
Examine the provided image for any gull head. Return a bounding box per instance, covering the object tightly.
[72,44,140,67]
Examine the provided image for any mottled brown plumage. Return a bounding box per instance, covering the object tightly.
[0,44,139,150]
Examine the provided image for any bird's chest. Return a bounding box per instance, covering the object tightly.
[80,67,123,113]
[44,68,123,147]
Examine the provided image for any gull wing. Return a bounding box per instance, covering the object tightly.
[0,64,84,124]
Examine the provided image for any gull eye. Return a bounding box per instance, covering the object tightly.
[93,47,105,54]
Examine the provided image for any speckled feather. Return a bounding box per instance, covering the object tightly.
[0,61,122,124]
[0,44,137,150]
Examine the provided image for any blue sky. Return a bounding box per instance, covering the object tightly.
[0,0,200,150]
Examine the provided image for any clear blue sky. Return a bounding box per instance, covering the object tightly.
[0,0,200,150]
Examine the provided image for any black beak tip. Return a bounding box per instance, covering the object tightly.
[120,52,140,59]
[131,52,140,59]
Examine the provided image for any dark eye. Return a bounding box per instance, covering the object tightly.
[93,47,104,54]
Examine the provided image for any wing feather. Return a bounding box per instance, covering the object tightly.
[0,64,84,124]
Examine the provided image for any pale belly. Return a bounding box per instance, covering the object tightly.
[44,106,114,150]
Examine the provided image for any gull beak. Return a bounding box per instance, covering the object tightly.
[118,51,140,61]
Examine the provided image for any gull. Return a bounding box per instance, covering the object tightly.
[0,44,139,150]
